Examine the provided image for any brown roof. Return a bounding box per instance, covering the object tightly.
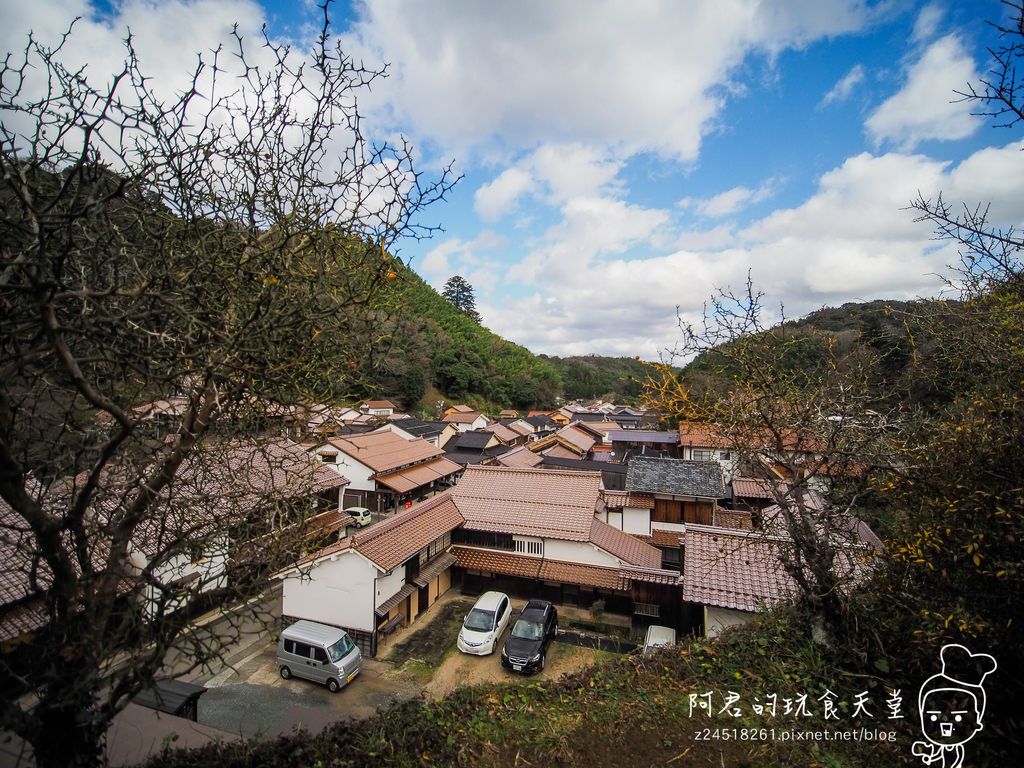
[442,410,486,424]
[374,456,462,494]
[483,423,519,443]
[325,430,444,474]
[649,528,684,548]
[588,519,662,568]
[681,523,875,613]
[451,546,625,590]
[682,525,793,613]
[601,490,655,509]
[677,421,731,449]
[452,466,602,542]
[541,444,582,460]
[495,446,544,468]
[731,477,780,499]
[352,492,463,571]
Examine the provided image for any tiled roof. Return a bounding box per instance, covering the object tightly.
[451,546,624,590]
[625,456,725,499]
[450,430,496,450]
[443,410,485,424]
[713,509,754,530]
[731,477,780,499]
[601,490,655,510]
[541,444,583,460]
[682,525,793,612]
[608,430,679,444]
[374,456,462,494]
[352,492,463,571]
[451,545,543,579]
[649,528,684,548]
[677,422,732,449]
[495,446,544,468]
[412,551,457,587]
[588,519,662,568]
[376,583,416,617]
[326,430,444,474]
[681,523,876,613]
[452,466,601,542]
[556,425,596,453]
[483,423,519,443]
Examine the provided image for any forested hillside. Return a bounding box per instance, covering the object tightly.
[358,264,652,413]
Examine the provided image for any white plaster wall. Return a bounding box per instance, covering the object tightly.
[545,538,620,567]
[282,552,377,632]
[705,605,752,638]
[374,566,408,611]
[623,507,651,536]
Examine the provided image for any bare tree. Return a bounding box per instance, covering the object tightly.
[0,6,455,767]
[643,277,901,645]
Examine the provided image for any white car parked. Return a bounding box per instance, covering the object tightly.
[457,591,512,655]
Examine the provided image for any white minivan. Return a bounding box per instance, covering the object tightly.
[277,620,362,692]
[457,591,512,655]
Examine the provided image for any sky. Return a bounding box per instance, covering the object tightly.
[4,0,1022,360]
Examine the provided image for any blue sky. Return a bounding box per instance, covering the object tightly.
[5,0,1022,359]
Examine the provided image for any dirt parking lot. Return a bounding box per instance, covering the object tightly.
[191,592,625,739]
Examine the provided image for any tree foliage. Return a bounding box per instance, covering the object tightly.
[643,278,904,644]
[441,274,482,324]
[0,12,453,768]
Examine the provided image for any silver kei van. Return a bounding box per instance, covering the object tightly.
[277,620,362,692]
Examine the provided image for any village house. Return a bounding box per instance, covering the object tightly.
[441,404,490,433]
[278,492,463,657]
[448,465,682,635]
[310,429,461,513]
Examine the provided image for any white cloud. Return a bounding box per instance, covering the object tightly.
[343,0,874,162]
[821,64,866,106]
[473,143,622,222]
[488,141,1024,358]
[684,181,778,218]
[474,168,536,222]
[866,34,983,149]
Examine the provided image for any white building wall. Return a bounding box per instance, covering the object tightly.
[704,605,753,638]
[374,566,408,611]
[281,552,377,633]
[310,445,375,494]
[544,538,620,568]
[622,507,651,536]
[142,534,229,618]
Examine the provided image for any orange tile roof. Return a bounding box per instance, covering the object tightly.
[451,546,625,590]
[589,519,662,568]
[326,430,443,474]
[677,421,731,448]
[352,492,463,571]
[374,456,462,494]
[731,477,780,499]
[452,466,601,542]
[601,490,655,509]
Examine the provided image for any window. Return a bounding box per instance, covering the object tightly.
[312,646,328,663]
[515,538,544,556]
[320,452,338,464]
[692,448,714,462]
[454,529,515,551]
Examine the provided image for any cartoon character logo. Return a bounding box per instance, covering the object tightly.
[911,644,997,767]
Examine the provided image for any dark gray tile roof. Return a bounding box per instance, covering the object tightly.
[625,456,725,498]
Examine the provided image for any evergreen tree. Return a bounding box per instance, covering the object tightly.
[442,275,482,323]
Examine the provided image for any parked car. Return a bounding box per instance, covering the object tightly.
[344,506,372,528]
[277,620,362,692]
[501,599,558,674]
[457,590,512,655]
[642,624,677,655]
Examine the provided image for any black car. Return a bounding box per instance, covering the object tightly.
[500,599,558,674]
